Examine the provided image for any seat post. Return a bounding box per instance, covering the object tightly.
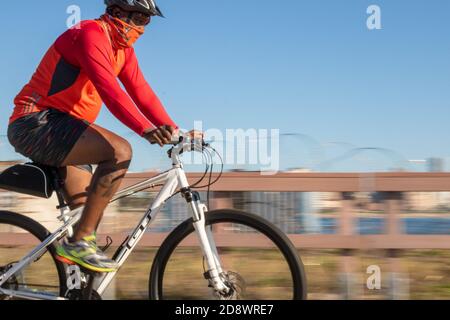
[49,168,77,239]
[49,168,69,210]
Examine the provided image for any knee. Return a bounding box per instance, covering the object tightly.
[113,140,133,163]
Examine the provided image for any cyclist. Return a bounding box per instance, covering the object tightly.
[7,0,199,273]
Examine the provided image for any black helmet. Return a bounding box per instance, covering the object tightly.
[104,0,164,17]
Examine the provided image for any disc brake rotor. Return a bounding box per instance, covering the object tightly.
[213,271,246,300]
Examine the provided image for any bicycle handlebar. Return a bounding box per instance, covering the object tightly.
[167,131,209,160]
[170,131,208,147]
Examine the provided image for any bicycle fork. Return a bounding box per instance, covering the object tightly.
[182,189,229,295]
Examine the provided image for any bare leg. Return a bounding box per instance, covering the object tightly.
[60,124,132,242]
[57,165,92,211]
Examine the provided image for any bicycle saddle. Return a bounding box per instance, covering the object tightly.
[0,162,56,199]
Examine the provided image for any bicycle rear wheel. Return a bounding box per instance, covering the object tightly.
[149,210,307,300]
[0,211,67,299]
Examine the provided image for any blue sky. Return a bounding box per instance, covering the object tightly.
[0,0,449,172]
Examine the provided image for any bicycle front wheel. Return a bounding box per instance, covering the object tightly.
[149,210,307,300]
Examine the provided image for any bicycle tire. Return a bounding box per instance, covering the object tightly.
[149,209,307,300]
[0,211,67,298]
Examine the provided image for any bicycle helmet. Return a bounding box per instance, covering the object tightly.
[104,0,164,17]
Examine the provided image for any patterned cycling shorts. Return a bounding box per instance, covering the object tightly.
[7,108,91,168]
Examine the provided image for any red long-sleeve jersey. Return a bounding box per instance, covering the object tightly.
[10,20,177,136]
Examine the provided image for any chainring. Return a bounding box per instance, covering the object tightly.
[66,289,102,300]
[0,263,24,300]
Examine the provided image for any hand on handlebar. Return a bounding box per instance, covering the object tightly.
[143,125,176,147]
[187,130,204,142]
[144,126,204,147]
[173,129,205,146]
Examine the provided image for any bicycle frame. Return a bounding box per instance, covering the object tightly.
[0,141,228,300]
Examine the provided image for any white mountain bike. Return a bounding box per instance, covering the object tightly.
[0,132,307,300]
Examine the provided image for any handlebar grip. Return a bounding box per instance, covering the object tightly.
[170,133,185,145]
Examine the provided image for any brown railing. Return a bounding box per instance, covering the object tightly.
[1,171,450,249]
[118,171,450,249]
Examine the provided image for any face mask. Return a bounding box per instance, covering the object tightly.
[99,14,145,49]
